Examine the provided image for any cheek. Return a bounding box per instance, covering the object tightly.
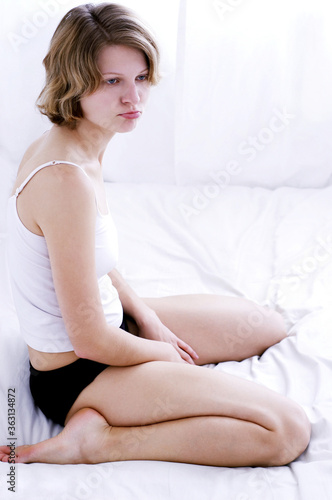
[80,91,106,118]
[141,85,151,104]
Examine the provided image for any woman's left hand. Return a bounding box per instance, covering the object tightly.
[136,309,199,365]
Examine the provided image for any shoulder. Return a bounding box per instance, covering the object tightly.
[28,163,96,235]
[40,162,92,195]
[41,163,95,214]
[16,131,52,176]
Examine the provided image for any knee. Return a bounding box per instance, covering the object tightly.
[266,403,311,466]
[268,309,288,343]
[253,306,287,350]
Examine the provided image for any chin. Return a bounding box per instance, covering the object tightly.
[117,122,139,134]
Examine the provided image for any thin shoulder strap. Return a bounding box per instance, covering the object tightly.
[15,160,87,198]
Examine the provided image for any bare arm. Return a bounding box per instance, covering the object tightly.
[108,268,199,364]
[35,165,183,366]
[107,268,153,324]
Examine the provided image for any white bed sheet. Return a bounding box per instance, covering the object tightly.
[0,184,331,499]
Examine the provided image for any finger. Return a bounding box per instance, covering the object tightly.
[175,345,195,365]
[177,339,199,360]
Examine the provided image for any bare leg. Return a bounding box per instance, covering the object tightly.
[141,295,287,364]
[1,362,310,466]
[0,409,308,467]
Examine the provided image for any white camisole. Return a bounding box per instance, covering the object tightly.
[6,160,123,353]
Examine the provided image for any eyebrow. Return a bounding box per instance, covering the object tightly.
[101,68,149,76]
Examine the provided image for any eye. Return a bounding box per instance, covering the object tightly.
[105,78,119,85]
[136,74,149,82]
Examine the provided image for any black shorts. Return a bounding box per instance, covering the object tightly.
[29,316,130,427]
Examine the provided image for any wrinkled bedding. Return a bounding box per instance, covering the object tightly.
[0,183,331,499]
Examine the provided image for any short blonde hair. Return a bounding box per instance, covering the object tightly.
[37,3,160,128]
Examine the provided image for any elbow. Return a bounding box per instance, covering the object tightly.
[70,334,99,361]
[72,338,101,361]
[67,320,108,360]
[73,346,89,360]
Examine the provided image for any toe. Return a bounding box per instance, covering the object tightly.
[0,446,10,462]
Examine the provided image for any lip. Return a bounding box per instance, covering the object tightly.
[119,111,141,119]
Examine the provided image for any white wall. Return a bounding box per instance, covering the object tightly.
[175,0,332,188]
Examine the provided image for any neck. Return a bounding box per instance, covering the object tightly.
[53,120,116,166]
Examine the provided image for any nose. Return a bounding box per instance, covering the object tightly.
[121,82,140,106]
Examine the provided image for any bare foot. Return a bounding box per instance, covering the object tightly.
[0,408,115,464]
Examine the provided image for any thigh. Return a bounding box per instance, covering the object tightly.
[143,294,286,364]
[65,359,295,431]
[66,361,200,426]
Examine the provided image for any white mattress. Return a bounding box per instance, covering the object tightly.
[1,183,331,499]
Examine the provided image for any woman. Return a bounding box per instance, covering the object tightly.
[1,3,310,466]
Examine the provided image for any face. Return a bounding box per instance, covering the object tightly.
[80,45,151,134]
